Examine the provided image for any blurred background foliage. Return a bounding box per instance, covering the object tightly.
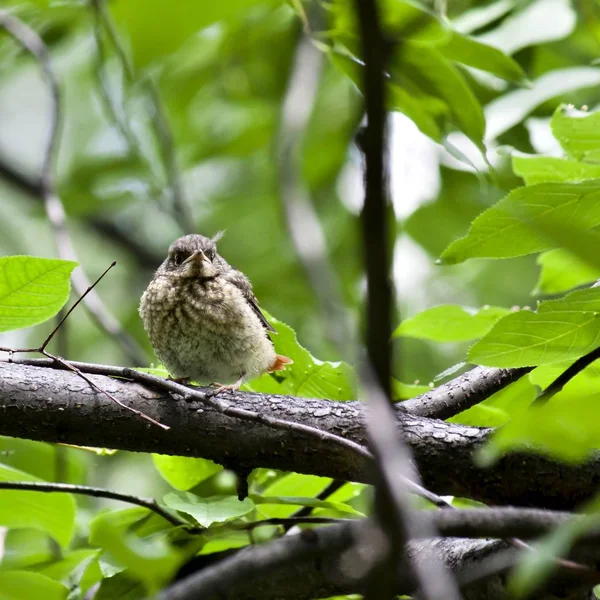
[2,0,600,597]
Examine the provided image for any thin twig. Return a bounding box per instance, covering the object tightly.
[0,9,147,366]
[40,261,117,351]
[0,481,188,528]
[535,346,600,405]
[0,259,167,429]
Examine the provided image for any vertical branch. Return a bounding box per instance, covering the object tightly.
[0,10,147,366]
[354,1,392,399]
[353,1,462,599]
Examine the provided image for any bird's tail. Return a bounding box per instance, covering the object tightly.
[268,354,293,372]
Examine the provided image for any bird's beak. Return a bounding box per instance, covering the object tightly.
[184,251,210,266]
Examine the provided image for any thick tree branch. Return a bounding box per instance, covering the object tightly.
[2,360,598,511]
[156,514,600,600]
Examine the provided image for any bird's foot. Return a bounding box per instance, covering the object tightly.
[209,375,244,397]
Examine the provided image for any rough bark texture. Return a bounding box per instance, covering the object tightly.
[1,361,598,510]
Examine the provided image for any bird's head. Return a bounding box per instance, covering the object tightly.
[156,233,226,280]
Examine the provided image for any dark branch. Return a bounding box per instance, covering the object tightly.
[400,365,532,419]
[0,481,188,528]
[3,360,599,510]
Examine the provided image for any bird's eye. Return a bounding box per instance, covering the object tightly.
[205,248,215,261]
[173,252,186,266]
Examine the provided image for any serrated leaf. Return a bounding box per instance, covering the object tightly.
[163,493,254,527]
[0,256,77,333]
[469,287,600,368]
[152,455,222,491]
[441,181,600,264]
[0,463,75,548]
[0,571,68,600]
[243,314,356,400]
[535,248,600,295]
[551,105,600,162]
[512,155,600,185]
[393,305,509,342]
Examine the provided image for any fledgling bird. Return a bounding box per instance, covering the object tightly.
[139,233,292,392]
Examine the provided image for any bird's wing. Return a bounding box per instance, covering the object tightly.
[225,269,276,333]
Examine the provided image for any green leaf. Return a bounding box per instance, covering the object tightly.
[110,0,272,70]
[162,493,254,527]
[449,376,537,427]
[551,105,600,162]
[89,508,182,593]
[0,571,68,600]
[476,0,575,55]
[93,571,146,600]
[485,68,600,140]
[35,549,100,587]
[0,463,75,548]
[441,32,527,84]
[512,155,600,185]
[441,181,600,264]
[392,380,432,401]
[469,287,600,368]
[393,305,509,342]
[257,474,334,518]
[152,455,222,491]
[452,0,516,35]
[484,365,600,463]
[243,314,357,400]
[251,495,364,516]
[0,256,77,333]
[534,248,600,295]
[391,44,485,148]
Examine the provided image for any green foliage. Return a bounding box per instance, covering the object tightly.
[441,181,600,264]
[0,463,75,549]
[152,455,223,491]
[5,0,600,597]
[469,287,600,368]
[394,305,509,342]
[0,571,68,600]
[0,257,77,333]
[162,493,254,527]
[243,314,357,400]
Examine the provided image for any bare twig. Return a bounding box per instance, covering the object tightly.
[0,481,189,528]
[0,10,147,366]
[535,347,600,405]
[0,261,167,429]
[278,36,354,354]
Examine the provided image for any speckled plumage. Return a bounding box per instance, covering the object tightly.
[139,234,289,385]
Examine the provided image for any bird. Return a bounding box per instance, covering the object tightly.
[139,233,292,393]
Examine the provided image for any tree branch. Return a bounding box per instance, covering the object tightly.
[2,360,598,511]
[400,365,532,419]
